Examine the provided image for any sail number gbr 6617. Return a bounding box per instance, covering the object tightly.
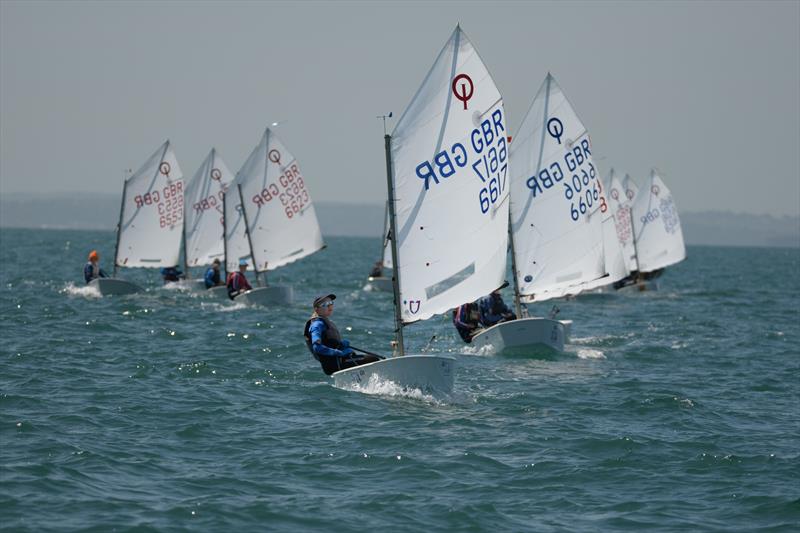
[413,107,507,215]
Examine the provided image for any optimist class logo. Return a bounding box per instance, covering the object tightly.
[159,162,171,177]
[452,74,474,110]
[268,150,282,165]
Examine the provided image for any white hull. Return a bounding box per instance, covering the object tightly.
[168,278,206,291]
[89,278,143,296]
[365,276,393,292]
[470,317,568,354]
[332,355,456,394]
[235,285,293,306]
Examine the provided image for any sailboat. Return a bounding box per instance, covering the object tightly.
[333,25,508,393]
[604,169,638,274]
[624,169,686,288]
[579,169,631,293]
[622,173,639,204]
[92,140,184,296]
[365,201,394,292]
[224,127,325,306]
[177,148,234,293]
[470,74,608,354]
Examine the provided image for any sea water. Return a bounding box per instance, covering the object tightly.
[1,228,798,532]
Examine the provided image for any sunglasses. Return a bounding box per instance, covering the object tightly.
[318,301,334,308]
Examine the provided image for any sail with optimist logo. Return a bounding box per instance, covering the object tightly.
[630,170,686,273]
[581,169,630,291]
[622,173,639,205]
[389,26,510,325]
[235,127,324,276]
[184,148,233,270]
[335,25,506,391]
[508,73,606,302]
[605,169,639,273]
[115,140,184,271]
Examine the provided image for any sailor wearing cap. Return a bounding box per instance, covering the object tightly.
[84,250,108,284]
[204,258,224,289]
[226,258,253,299]
[303,294,380,375]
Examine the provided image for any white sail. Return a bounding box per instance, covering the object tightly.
[223,181,252,274]
[606,169,639,272]
[622,173,639,204]
[582,209,630,291]
[630,170,686,272]
[509,74,606,302]
[116,140,184,269]
[184,148,234,267]
[236,128,324,273]
[381,202,393,270]
[390,26,509,324]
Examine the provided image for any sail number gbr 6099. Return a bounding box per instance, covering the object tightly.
[413,107,507,215]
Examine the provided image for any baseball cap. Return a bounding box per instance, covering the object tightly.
[313,294,336,308]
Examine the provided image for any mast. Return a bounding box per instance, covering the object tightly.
[238,183,262,287]
[507,210,523,318]
[113,169,129,277]
[182,208,189,277]
[630,205,640,275]
[384,134,404,357]
[222,190,229,281]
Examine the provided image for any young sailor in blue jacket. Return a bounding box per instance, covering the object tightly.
[478,285,516,328]
[204,258,223,288]
[304,294,380,375]
[160,265,183,284]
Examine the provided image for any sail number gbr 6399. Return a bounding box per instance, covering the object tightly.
[414,107,507,215]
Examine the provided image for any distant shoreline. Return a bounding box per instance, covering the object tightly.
[1,193,798,247]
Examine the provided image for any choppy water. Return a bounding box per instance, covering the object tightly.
[1,228,798,532]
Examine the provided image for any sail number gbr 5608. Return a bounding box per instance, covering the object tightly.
[414,107,507,215]
[526,135,606,222]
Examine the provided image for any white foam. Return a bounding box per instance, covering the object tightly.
[337,373,446,405]
[459,343,496,356]
[200,301,248,312]
[60,282,101,299]
[574,348,606,360]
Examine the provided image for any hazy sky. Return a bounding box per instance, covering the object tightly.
[1,0,798,216]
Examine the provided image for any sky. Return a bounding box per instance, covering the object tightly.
[1,0,798,217]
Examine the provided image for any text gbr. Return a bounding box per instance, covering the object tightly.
[414,108,508,215]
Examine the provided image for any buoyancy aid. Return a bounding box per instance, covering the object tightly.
[452,302,481,342]
[303,315,344,361]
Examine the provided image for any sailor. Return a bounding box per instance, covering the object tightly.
[478,283,516,327]
[226,258,253,299]
[303,294,380,375]
[204,258,224,289]
[369,260,383,278]
[84,250,108,284]
[160,265,184,284]
[452,300,482,343]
